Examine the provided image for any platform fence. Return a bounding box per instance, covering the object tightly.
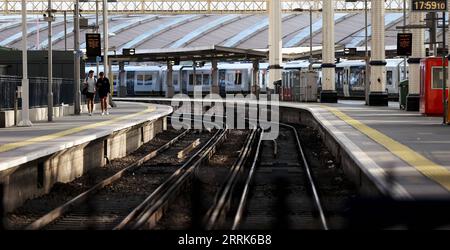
[0,75,87,111]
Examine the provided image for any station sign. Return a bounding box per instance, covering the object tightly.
[411,0,447,12]
[86,33,101,57]
[397,33,413,56]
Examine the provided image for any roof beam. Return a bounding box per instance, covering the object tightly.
[222,13,296,47]
[119,15,203,51]
[169,14,244,49]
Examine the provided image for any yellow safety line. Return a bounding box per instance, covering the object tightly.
[0,106,156,154]
[323,106,450,192]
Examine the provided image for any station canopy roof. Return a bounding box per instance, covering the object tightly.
[108,45,267,63]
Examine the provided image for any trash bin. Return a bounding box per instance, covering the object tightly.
[399,79,409,110]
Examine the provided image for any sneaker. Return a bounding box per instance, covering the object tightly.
[101,112,105,116]
[89,112,92,116]
[106,111,110,115]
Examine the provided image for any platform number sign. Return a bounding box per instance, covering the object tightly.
[411,0,447,11]
[397,33,413,56]
[86,33,101,58]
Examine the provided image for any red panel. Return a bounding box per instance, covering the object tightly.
[420,57,449,116]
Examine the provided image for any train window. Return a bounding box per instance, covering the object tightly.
[173,73,179,85]
[189,74,194,85]
[203,74,210,85]
[349,67,362,86]
[386,71,393,85]
[137,74,144,86]
[196,74,202,85]
[144,74,152,85]
[235,72,242,85]
[432,67,445,89]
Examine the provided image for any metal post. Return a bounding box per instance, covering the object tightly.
[103,0,108,77]
[403,0,407,81]
[364,0,369,105]
[166,61,174,98]
[96,0,99,75]
[309,7,313,61]
[442,11,447,124]
[74,0,81,115]
[47,0,53,122]
[211,60,219,95]
[18,0,32,127]
[64,10,67,51]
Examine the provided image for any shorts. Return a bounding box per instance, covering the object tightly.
[86,92,95,100]
[98,92,108,98]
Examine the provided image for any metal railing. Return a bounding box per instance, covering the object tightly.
[0,0,407,14]
[0,75,80,111]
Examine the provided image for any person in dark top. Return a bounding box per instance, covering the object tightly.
[96,72,111,116]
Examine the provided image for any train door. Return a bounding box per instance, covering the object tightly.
[342,68,350,97]
[219,70,226,97]
[112,73,118,96]
[126,71,135,95]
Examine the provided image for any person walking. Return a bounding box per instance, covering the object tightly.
[83,70,96,116]
[96,72,111,116]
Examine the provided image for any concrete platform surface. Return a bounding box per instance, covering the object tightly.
[114,97,450,200]
[0,101,173,171]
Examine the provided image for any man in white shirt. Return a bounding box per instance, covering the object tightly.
[83,70,96,116]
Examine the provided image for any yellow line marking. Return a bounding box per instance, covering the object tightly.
[323,106,450,191]
[0,106,156,154]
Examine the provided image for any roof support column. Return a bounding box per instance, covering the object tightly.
[18,0,32,127]
[118,61,126,97]
[268,0,282,93]
[320,0,337,103]
[406,11,425,111]
[369,0,388,106]
[252,60,260,96]
[166,62,174,98]
[211,60,219,95]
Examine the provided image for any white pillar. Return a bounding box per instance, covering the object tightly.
[74,0,81,115]
[103,0,108,77]
[369,0,388,106]
[406,11,424,111]
[18,0,32,127]
[166,62,174,98]
[211,60,219,95]
[320,0,337,103]
[47,0,53,122]
[268,0,282,93]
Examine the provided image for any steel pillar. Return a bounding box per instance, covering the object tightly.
[211,60,219,95]
[166,62,174,98]
[18,0,32,127]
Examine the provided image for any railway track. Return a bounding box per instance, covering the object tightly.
[148,128,258,230]
[232,123,329,230]
[6,123,224,230]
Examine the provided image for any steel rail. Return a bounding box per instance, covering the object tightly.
[114,126,227,230]
[123,127,229,230]
[204,126,258,230]
[25,128,191,230]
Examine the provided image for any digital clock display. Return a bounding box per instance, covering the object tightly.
[411,0,447,11]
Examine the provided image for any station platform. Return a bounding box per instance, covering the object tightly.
[115,97,450,201]
[0,101,172,211]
